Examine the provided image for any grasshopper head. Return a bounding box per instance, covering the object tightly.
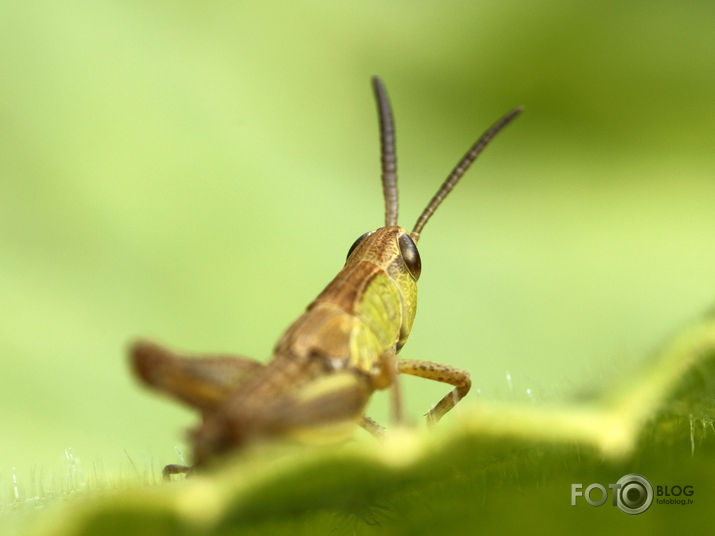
[344,225,420,349]
[345,226,420,281]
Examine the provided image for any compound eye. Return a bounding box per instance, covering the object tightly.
[398,233,421,280]
[346,232,370,260]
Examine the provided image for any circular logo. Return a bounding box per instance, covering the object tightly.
[615,474,653,514]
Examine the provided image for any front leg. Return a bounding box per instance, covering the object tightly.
[360,415,386,437]
[398,359,471,424]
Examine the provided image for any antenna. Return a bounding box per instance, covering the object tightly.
[411,106,523,242]
[372,76,399,227]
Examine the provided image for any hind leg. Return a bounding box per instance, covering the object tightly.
[130,340,266,478]
[130,340,265,413]
[193,370,373,465]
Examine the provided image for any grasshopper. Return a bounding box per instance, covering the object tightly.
[130,77,521,475]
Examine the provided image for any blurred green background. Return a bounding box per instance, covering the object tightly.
[0,0,713,499]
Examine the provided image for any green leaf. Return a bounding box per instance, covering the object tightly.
[25,313,715,535]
